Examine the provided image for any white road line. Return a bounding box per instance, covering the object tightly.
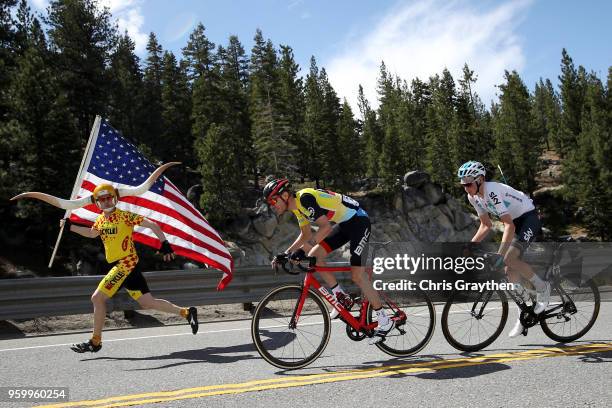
[0,321,333,353]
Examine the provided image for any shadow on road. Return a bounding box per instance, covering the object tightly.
[82,329,295,370]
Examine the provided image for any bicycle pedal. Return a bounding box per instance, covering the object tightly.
[521,328,528,336]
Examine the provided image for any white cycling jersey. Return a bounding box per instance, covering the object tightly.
[467,181,535,220]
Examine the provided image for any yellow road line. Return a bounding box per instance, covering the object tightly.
[40,342,612,408]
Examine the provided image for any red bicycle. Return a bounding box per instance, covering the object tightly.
[251,254,436,369]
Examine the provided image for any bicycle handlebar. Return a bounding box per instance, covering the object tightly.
[274,255,317,275]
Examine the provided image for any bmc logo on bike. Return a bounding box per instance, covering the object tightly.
[354,229,371,256]
[523,228,533,241]
[318,287,342,311]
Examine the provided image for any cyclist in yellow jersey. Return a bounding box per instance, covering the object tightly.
[263,179,394,344]
[62,183,199,353]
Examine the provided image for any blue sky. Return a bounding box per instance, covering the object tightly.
[31,0,612,111]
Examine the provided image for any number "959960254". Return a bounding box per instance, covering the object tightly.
[0,387,69,402]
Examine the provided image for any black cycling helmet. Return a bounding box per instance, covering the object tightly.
[263,178,290,202]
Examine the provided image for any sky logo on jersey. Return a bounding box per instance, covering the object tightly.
[523,228,534,242]
[489,192,501,205]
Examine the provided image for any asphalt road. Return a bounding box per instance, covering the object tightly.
[1,303,610,408]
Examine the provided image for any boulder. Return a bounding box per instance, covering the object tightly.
[403,170,430,188]
[252,214,278,238]
[423,183,444,205]
[402,186,429,212]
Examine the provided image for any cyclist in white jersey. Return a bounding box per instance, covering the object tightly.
[458,161,550,337]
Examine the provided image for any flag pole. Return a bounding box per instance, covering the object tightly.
[48,115,103,268]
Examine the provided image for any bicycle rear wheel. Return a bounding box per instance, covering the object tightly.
[442,289,508,352]
[251,285,331,369]
[366,285,435,356]
[540,276,600,342]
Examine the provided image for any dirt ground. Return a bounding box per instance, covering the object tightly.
[0,303,256,338]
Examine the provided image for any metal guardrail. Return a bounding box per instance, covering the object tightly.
[2,265,610,321]
[0,266,356,321]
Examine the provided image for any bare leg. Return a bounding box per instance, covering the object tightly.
[504,246,535,281]
[137,293,183,315]
[308,245,338,288]
[351,266,382,309]
[91,289,109,338]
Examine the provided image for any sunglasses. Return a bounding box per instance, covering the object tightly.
[98,195,115,202]
[267,196,279,206]
[461,182,475,188]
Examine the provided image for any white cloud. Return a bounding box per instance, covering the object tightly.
[326,0,532,113]
[99,0,148,54]
[31,0,49,10]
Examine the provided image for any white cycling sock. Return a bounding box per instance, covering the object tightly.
[529,274,546,292]
[331,284,346,296]
[375,308,389,326]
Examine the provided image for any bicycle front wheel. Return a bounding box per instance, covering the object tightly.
[251,285,331,369]
[366,285,436,357]
[442,289,508,352]
[540,276,600,343]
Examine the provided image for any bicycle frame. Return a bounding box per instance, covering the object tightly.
[290,267,378,333]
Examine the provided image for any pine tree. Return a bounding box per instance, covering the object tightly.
[532,78,561,151]
[303,56,326,184]
[2,8,78,225]
[493,70,541,193]
[195,124,242,223]
[357,84,383,178]
[0,0,18,118]
[139,33,164,159]
[318,68,341,185]
[216,35,253,195]
[558,49,587,156]
[277,45,306,178]
[108,32,143,144]
[249,30,295,177]
[336,99,362,188]
[564,73,612,239]
[425,70,456,191]
[406,78,430,170]
[45,0,116,141]
[186,23,221,145]
[454,64,481,166]
[160,51,193,172]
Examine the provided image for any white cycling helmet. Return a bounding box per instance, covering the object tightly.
[457,161,486,180]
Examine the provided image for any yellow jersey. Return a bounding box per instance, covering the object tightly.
[93,209,144,263]
[292,188,367,227]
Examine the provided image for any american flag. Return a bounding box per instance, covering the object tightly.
[69,118,233,289]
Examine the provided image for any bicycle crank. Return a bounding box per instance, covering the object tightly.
[519,309,539,328]
[345,324,366,341]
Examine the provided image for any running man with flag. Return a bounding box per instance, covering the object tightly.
[11,118,234,353]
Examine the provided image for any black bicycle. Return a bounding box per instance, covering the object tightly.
[441,242,600,352]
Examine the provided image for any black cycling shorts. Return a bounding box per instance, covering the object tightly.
[511,209,542,254]
[319,215,371,266]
